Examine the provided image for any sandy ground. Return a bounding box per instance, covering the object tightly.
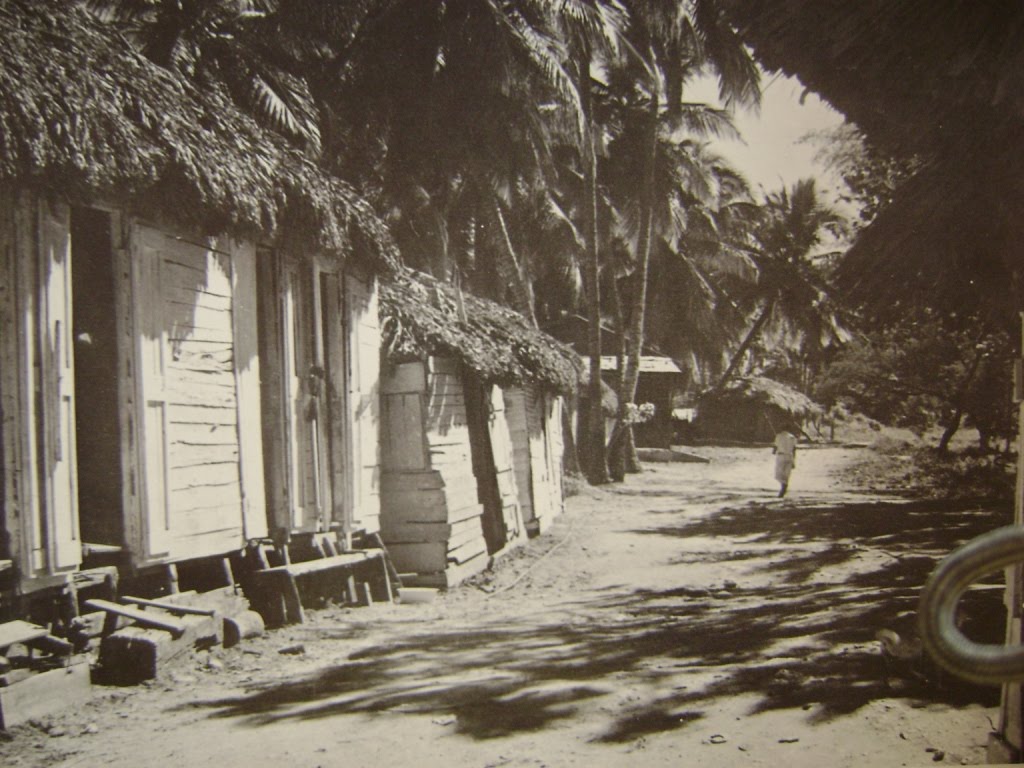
[0,445,1013,767]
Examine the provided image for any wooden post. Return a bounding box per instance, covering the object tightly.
[991,313,1024,763]
[345,573,358,605]
[221,557,236,591]
[250,541,270,571]
[164,564,179,595]
[373,553,394,603]
[278,572,304,625]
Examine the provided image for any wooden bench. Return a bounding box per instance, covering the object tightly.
[0,621,49,651]
[248,550,393,626]
[0,620,74,658]
[83,599,187,638]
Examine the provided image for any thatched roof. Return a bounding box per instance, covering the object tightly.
[379,268,582,394]
[706,376,822,418]
[836,146,1024,322]
[720,1,1024,317]
[0,0,396,269]
[720,1,1024,158]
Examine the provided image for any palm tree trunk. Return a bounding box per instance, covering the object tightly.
[575,39,609,485]
[619,101,659,475]
[608,273,628,482]
[489,196,538,327]
[714,298,774,394]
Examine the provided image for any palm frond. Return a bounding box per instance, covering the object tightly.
[662,103,739,141]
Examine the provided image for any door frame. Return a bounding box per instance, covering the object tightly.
[261,253,355,540]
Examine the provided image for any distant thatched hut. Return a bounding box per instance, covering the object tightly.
[695,377,823,443]
[0,0,396,608]
[378,269,580,587]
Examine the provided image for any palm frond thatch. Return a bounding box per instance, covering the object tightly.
[708,375,822,419]
[379,268,583,394]
[0,0,396,269]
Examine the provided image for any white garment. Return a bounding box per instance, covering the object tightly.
[773,431,797,483]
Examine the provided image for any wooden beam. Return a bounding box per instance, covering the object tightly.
[82,599,186,637]
[120,595,216,617]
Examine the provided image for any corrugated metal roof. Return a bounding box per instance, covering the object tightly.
[580,356,684,376]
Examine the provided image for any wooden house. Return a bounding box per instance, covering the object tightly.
[377,269,580,587]
[0,0,396,615]
[545,316,689,449]
[588,356,688,449]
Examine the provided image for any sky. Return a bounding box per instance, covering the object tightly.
[689,71,851,208]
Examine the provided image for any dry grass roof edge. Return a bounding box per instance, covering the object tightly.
[0,0,396,270]
[705,376,822,418]
[379,268,583,395]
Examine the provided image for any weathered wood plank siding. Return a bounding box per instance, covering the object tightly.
[504,387,565,537]
[545,394,566,520]
[380,358,490,586]
[504,388,537,531]
[484,384,525,547]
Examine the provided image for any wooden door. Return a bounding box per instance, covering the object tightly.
[230,244,268,541]
[345,272,381,536]
[525,387,552,521]
[36,200,81,572]
[134,227,173,557]
[545,395,566,512]
[321,270,349,538]
[273,264,381,541]
[485,385,522,543]
[132,226,251,561]
[465,380,506,554]
[282,262,331,533]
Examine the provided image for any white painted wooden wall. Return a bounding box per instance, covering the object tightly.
[130,224,266,563]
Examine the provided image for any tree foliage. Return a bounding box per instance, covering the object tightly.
[713,177,850,393]
[816,309,1013,451]
[805,124,922,228]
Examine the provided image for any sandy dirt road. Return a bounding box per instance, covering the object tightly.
[1,445,1012,767]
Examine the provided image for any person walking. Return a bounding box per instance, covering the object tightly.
[772,428,798,497]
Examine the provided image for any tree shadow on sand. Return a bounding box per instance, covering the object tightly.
[181,494,1010,744]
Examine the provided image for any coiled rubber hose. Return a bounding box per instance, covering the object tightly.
[919,525,1024,685]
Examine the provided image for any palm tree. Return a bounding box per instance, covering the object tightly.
[604,0,760,473]
[713,178,850,393]
[539,0,628,485]
[84,0,352,152]
[643,158,759,380]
